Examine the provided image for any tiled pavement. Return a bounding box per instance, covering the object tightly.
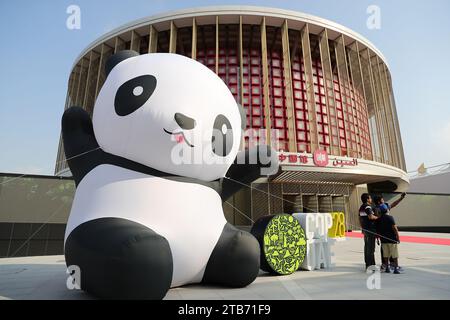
[1,232,449,300]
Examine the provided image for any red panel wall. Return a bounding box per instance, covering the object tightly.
[291,56,310,153]
[333,73,348,155]
[218,48,239,102]
[268,51,289,151]
[242,49,264,148]
[312,60,331,153]
[194,26,372,158]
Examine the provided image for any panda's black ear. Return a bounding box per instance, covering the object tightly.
[237,103,247,130]
[105,50,139,77]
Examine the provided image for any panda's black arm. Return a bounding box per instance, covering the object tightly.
[61,106,104,186]
[220,145,279,201]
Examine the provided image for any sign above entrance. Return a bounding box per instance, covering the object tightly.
[278,151,359,169]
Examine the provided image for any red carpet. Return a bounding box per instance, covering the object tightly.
[345,232,450,246]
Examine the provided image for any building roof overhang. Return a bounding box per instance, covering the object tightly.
[72,5,389,70]
[271,152,409,192]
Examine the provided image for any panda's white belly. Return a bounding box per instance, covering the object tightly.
[65,164,227,287]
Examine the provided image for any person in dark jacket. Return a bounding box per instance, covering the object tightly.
[359,193,378,270]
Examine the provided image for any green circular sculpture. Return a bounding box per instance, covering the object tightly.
[251,214,306,275]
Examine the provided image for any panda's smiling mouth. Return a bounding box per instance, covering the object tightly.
[163,128,194,147]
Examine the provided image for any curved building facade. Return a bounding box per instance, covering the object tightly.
[55,6,408,228]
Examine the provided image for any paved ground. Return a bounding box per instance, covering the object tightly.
[1,232,449,300]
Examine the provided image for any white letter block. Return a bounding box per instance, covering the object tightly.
[293,213,334,271]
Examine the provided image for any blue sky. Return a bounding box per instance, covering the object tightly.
[0,0,449,174]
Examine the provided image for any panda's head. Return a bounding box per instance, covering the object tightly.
[93,51,244,181]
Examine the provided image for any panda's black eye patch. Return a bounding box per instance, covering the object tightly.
[114,75,157,116]
[212,114,233,157]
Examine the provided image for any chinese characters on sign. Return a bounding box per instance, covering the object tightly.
[278,153,308,164]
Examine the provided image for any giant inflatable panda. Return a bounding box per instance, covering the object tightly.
[62,50,279,299]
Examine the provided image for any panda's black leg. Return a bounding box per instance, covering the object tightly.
[202,223,260,287]
[65,217,173,300]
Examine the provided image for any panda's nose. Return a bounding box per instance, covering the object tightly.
[174,113,196,130]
